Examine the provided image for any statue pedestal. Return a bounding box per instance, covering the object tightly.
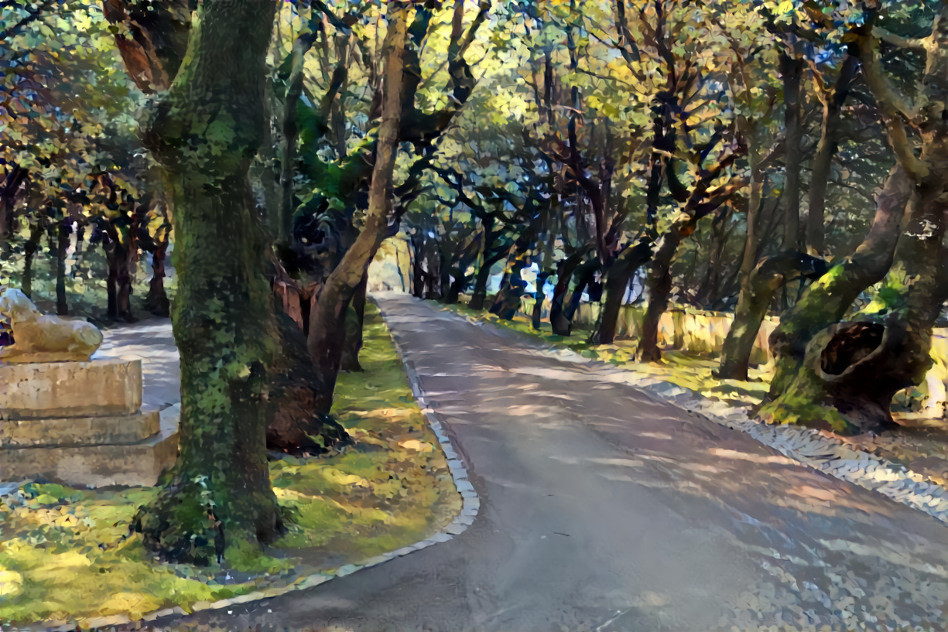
[0,359,178,488]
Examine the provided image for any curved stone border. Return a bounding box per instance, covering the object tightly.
[446,305,948,526]
[18,309,477,632]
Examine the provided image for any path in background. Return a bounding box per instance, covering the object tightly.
[144,295,948,632]
[92,318,179,411]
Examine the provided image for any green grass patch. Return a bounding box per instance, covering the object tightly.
[0,302,459,627]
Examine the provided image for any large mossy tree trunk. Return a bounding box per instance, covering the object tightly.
[762,7,948,433]
[766,166,911,396]
[759,191,946,434]
[105,0,346,458]
[307,4,408,415]
[718,252,828,380]
[129,0,285,564]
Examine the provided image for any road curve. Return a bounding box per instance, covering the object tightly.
[150,295,948,632]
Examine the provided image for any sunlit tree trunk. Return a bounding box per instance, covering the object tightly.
[307,3,408,414]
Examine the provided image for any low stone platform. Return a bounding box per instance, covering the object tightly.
[0,410,160,448]
[2,406,178,488]
[0,359,178,488]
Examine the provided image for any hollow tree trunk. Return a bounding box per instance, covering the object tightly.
[718,252,828,380]
[55,220,69,315]
[128,0,285,565]
[340,273,368,372]
[767,166,911,397]
[760,189,946,434]
[307,4,408,415]
[639,228,685,362]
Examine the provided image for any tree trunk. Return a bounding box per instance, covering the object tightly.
[340,273,368,372]
[106,246,118,319]
[763,6,948,433]
[490,258,527,320]
[129,0,284,565]
[267,312,349,454]
[594,239,651,345]
[718,252,828,380]
[116,245,135,322]
[307,3,408,415]
[806,55,859,255]
[145,237,171,317]
[780,52,804,250]
[767,166,911,397]
[55,220,69,316]
[550,248,590,336]
[0,165,26,253]
[21,220,43,299]
[760,190,945,434]
[640,228,684,362]
[555,257,599,336]
[530,271,549,330]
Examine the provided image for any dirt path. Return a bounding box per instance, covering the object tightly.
[142,296,948,631]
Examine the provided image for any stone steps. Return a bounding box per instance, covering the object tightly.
[0,409,160,448]
[0,406,179,488]
[1,360,179,488]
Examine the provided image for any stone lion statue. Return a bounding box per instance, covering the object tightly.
[0,288,103,363]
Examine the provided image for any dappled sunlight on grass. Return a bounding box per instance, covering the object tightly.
[0,303,459,627]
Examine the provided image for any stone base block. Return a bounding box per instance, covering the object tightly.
[0,410,160,448]
[0,407,179,488]
[0,359,142,419]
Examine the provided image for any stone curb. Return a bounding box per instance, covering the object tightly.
[7,308,475,632]
[444,305,948,526]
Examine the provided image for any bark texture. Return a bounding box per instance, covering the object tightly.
[717,252,827,381]
[127,0,285,564]
[307,4,408,414]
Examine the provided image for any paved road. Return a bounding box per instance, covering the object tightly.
[93,319,180,411]
[144,296,947,631]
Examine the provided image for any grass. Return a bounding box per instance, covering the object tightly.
[0,302,460,627]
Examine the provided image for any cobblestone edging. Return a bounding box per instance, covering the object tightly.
[21,317,477,632]
[448,308,948,526]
